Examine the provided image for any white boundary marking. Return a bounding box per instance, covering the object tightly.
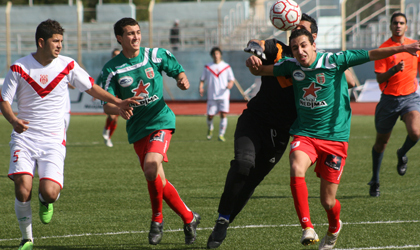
[1,219,419,249]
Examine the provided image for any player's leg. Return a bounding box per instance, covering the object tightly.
[289,136,318,246]
[208,112,258,249]
[370,96,399,196]
[229,127,290,223]
[207,100,217,140]
[108,115,118,139]
[397,94,420,175]
[37,142,65,225]
[218,99,230,142]
[103,115,117,147]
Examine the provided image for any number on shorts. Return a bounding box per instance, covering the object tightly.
[13,150,21,163]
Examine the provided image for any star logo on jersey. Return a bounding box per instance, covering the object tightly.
[302,82,321,99]
[145,67,155,79]
[131,80,150,98]
[316,73,325,84]
[325,154,342,171]
[40,74,48,85]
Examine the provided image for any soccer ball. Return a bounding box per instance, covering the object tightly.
[269,0,302,31]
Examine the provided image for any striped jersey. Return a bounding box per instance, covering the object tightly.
[0,54,94,144]
[97,47,184,144]
[200,61,235,100]
[273,50,370,142]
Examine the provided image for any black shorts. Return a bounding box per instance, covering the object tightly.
[375,92,420,134]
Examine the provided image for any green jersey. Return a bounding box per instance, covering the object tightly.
[97,47,185,143]
[273,50,370,142]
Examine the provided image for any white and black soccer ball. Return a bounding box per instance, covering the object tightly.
[269,0,302,31]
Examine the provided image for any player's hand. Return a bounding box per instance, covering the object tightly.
[244,41,267,60]
[395,61,404,72]
[177,77,189,90]
[199,87,204,97]
[119,108,134,120]
[246,55,263,70]
[118,96,142,109]
[404,40,420,56]
[12,119,29,134]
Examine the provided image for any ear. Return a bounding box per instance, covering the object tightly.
[116,35,123,44]
[312,33,317,40]
[313,41,317,51]
[37,38,45,49]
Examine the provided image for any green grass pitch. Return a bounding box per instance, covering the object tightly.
[0,114,419,249]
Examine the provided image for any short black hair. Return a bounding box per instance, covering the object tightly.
[301,13,318,34]
[35,19,64,48]
[210,46,222,56]
[289,28,314,46]
[390,12,407,24]
[114,18,140,44]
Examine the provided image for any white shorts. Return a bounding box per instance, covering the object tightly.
[207,99,230,116]
[8,136,66,189]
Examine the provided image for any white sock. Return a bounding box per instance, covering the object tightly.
[15,199,33,240]
[207,118,214,131]
[219,117,227,136]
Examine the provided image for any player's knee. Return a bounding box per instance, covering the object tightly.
[143,162,159,180]
[231,159,254,176]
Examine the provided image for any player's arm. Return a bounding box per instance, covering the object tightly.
[375,61,404,84]
[68,83,76,89]
[369,41,420,61]
[175,72,189,90]
[246,55,274,76]
[344,69,356,88]
[0,100,29,133]
[199,80,205,97]
[227,80,234,89]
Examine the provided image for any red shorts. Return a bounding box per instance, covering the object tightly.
[133,130,173,169]
[290,135,348,184]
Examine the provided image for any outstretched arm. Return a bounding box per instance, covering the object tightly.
[369,40,420,61]
[246,55,274,76]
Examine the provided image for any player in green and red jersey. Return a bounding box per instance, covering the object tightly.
[97,17,200,246]
[247,28,420,249]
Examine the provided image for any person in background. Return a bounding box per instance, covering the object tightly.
[169,19,180,51]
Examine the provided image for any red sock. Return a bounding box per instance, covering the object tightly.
[147,175,163,223]
[109,119,117,137]
[326,199,341,233]
[105,117,112,130]
[290,177,313,229]
[163,180,193,224]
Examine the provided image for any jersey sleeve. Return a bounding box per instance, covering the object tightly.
[0,68,19,104]
[156,48,185,78]
[227,66,235,81]
[273,59,294,77]
[374,57,388,74]
[68,60,94,92]
[331,50,370,70]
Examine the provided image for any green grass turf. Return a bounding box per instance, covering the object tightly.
[0,114,419,249]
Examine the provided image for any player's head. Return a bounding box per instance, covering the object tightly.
[112,48,120,58]
[289,28,316,67]
[294,13,318,40]
[210,47,222,63]
[35,19,64,58]
[114,18,141,52]
[390,12,407,37]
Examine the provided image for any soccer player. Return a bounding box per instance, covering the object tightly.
[0,19,140,250]
[199,47,235,142]
[101,48,121,147]
[368,12,420,197]
[207,14,355,249]
[246,28,420,249]
[97,17,200,245]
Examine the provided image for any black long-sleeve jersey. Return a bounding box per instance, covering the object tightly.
[245,38,297,130]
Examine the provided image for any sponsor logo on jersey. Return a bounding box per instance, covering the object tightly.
[292,70,305,81]
[40,74,48,84]
[129,95,159,107]
[316,73,325,84]
[132,80,150,98]
[325,154,342,171]
[299,82,327,109]
[119,76,134,87]
[150,130,165,143]
[145,67,155,79]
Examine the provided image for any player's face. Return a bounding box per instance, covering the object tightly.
[290,34,316,67]
[212,51,222,63]
[390,16,407,37]
[43,34,63,59]
[119,25,141,52]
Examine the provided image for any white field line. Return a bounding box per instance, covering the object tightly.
[0,219,419,247]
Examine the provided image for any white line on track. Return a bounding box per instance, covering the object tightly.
[1,219,419,249]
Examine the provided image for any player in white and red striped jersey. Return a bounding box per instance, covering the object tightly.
[199,47,235,142]
[0,19,140,250]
